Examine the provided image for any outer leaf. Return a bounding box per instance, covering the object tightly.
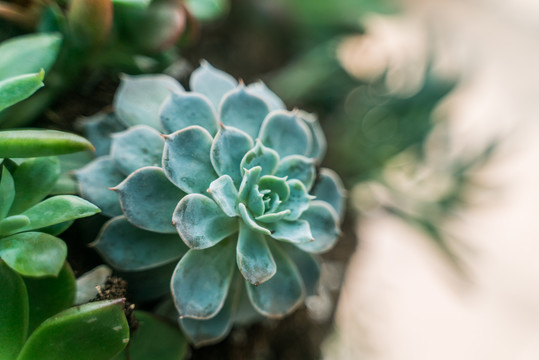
[116,166,185,233]
[210,125,253,186]
[0,232,66,277]
[173,194,238,249]
[112,311,188,360]
[311,168,346,221]
[76,157,124,217]
[163,126,217,194]
[171,238,235,319]
[246,242,304,317]
[0,33,62,79]
[77,112,126,156]
[240,140,279,177]
[189,60,237,109]
[118,260,176,302]
[238,203,270,235]
[208,175,239,217]
[12,195,100,235]
[0,165,15,218]
[300,110,327,162]
[246,81,286,111]
[16,299,129,360]
[0,71,44,112]
[23,262,76,334]
[281,244,320,296]
[0,260,28,360]
[0,130,94,158]
[237,222,276,285]
[267,219,313,244]
[50,152,94,196]
[296,201,341,254]
[0,215,30,236]
[110,125,164,176]
[274,155,316,191]
[160,92,218,135]
[93,216,188,271]
[258,111,312,158]
[219,86,270,139]
[113,74,184,130]
[9,156,60,215]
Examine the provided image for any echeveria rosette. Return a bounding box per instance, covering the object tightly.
[77,62,346,345]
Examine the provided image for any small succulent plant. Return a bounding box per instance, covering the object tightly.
[77,62,346,345]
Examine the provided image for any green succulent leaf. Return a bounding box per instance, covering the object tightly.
[77,112,127,156]
[0,130,94,158]
[0,33,62,80]
[189,60,237,109]
[163,126,217,194]
[38,220,74,236]
[76,156,124,217]
[116,166,184,233]
[296,201,341,254]
[258,175,290,202]
[237,222,276,285]
[246,81,286,111]
[246,242,304,317]
[299,111,327,162]
[278,179,312,221]
[0,215,30,236]
[0,232,66,277]
[238,166,262,204]
[312,168,346,221]
[255,210,290,223]
[9,156,60,215]
[114,74,183,130]
[0,260,28,360]
[211,125,253,186]
[184,0,229,22]
[173,194,238,249]
[0,71,45,112]
[219,86,270,139]
[160,92,219,136]
[23,262,76,334]
[112,311,188,360]
[110,125,164,176]
[118,260,177,302]
[0,165,15,218]
[238,203,271,235]
[93,216,187,271]
[267,219,313,244]
[16,299,129,360]
[208,175,239,217]
[171,238,236,319]
[50,152,94,195]
[281,244,320,296]
[274,155,316,191]
[240,140,280,177]
[259,111,312,158]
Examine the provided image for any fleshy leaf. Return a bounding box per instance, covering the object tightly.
[219,86,270,139]
[0,130,94,158]
[0,232,67,277]
[9,156,60,215]
[238,203,270,235]
[75,156,124,217]
[0,215,30,236]
[267,219,313,244]
[237,222,276,285]
[173,194,238,249]
[299,110,326,162]
[0,165,14,218]
[278,179,312,221]
[281,244,320,296]
[274,155,316,191]
[189,60,237,109]
[93,216,187,271]
[259,111,312,158]
[110,125,164,176]
[258,175,290,202]
[0,260,28,360]
[77,112,126,156]
[255,209,290,223]
[163,126,217,194]
[246,242,304,317]
[238,166,261,203]
[118,260,177,302]
[240,140,279,176]
[116,166,185,233]
[50,151,94,195]
[312,168,346,221]
[0,71,45,112]
[160,92,218,135]
[23,262,76,334]
[75,265,112,304]
[171,238,235,319]
[16,299,129,360]
[246,81,286,111]
[210,125,253,186]
[208,175,239,217]
[114,74,183,130]
[296,201,340,254]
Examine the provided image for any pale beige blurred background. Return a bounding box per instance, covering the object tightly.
[324,0,539,359]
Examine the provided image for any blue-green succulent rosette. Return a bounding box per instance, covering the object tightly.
[76,62,346,346]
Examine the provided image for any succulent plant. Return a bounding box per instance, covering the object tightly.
[77,62,346,345]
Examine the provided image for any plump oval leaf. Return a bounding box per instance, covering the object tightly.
[93,216,188,271]
[16,299,129,360]
[189,60,237,109]
[160,92,218,135]
[274,155,316,191]
[77,112,126,156]
[267,219,313,244]
[296,201,341,254]
[0,215,30,236]
[0,130,94,158]
[114,74,183,130]
[311,168,346,221]
[208,175,239,217]
[237,222,276,285]
[0,260,28,360]
[210,125,253,186]
[116,166,185,233]
[163,126,217,194]
[281,244,320,296]
[0,71,45,112]
[173,194,238,249]
[0,165,15,218]
[258,111,312,158]
[246,81,286,111]
[171,238,235,319]
[118,260,176,302]
[240,140,279,177]
[0,232,66,277]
